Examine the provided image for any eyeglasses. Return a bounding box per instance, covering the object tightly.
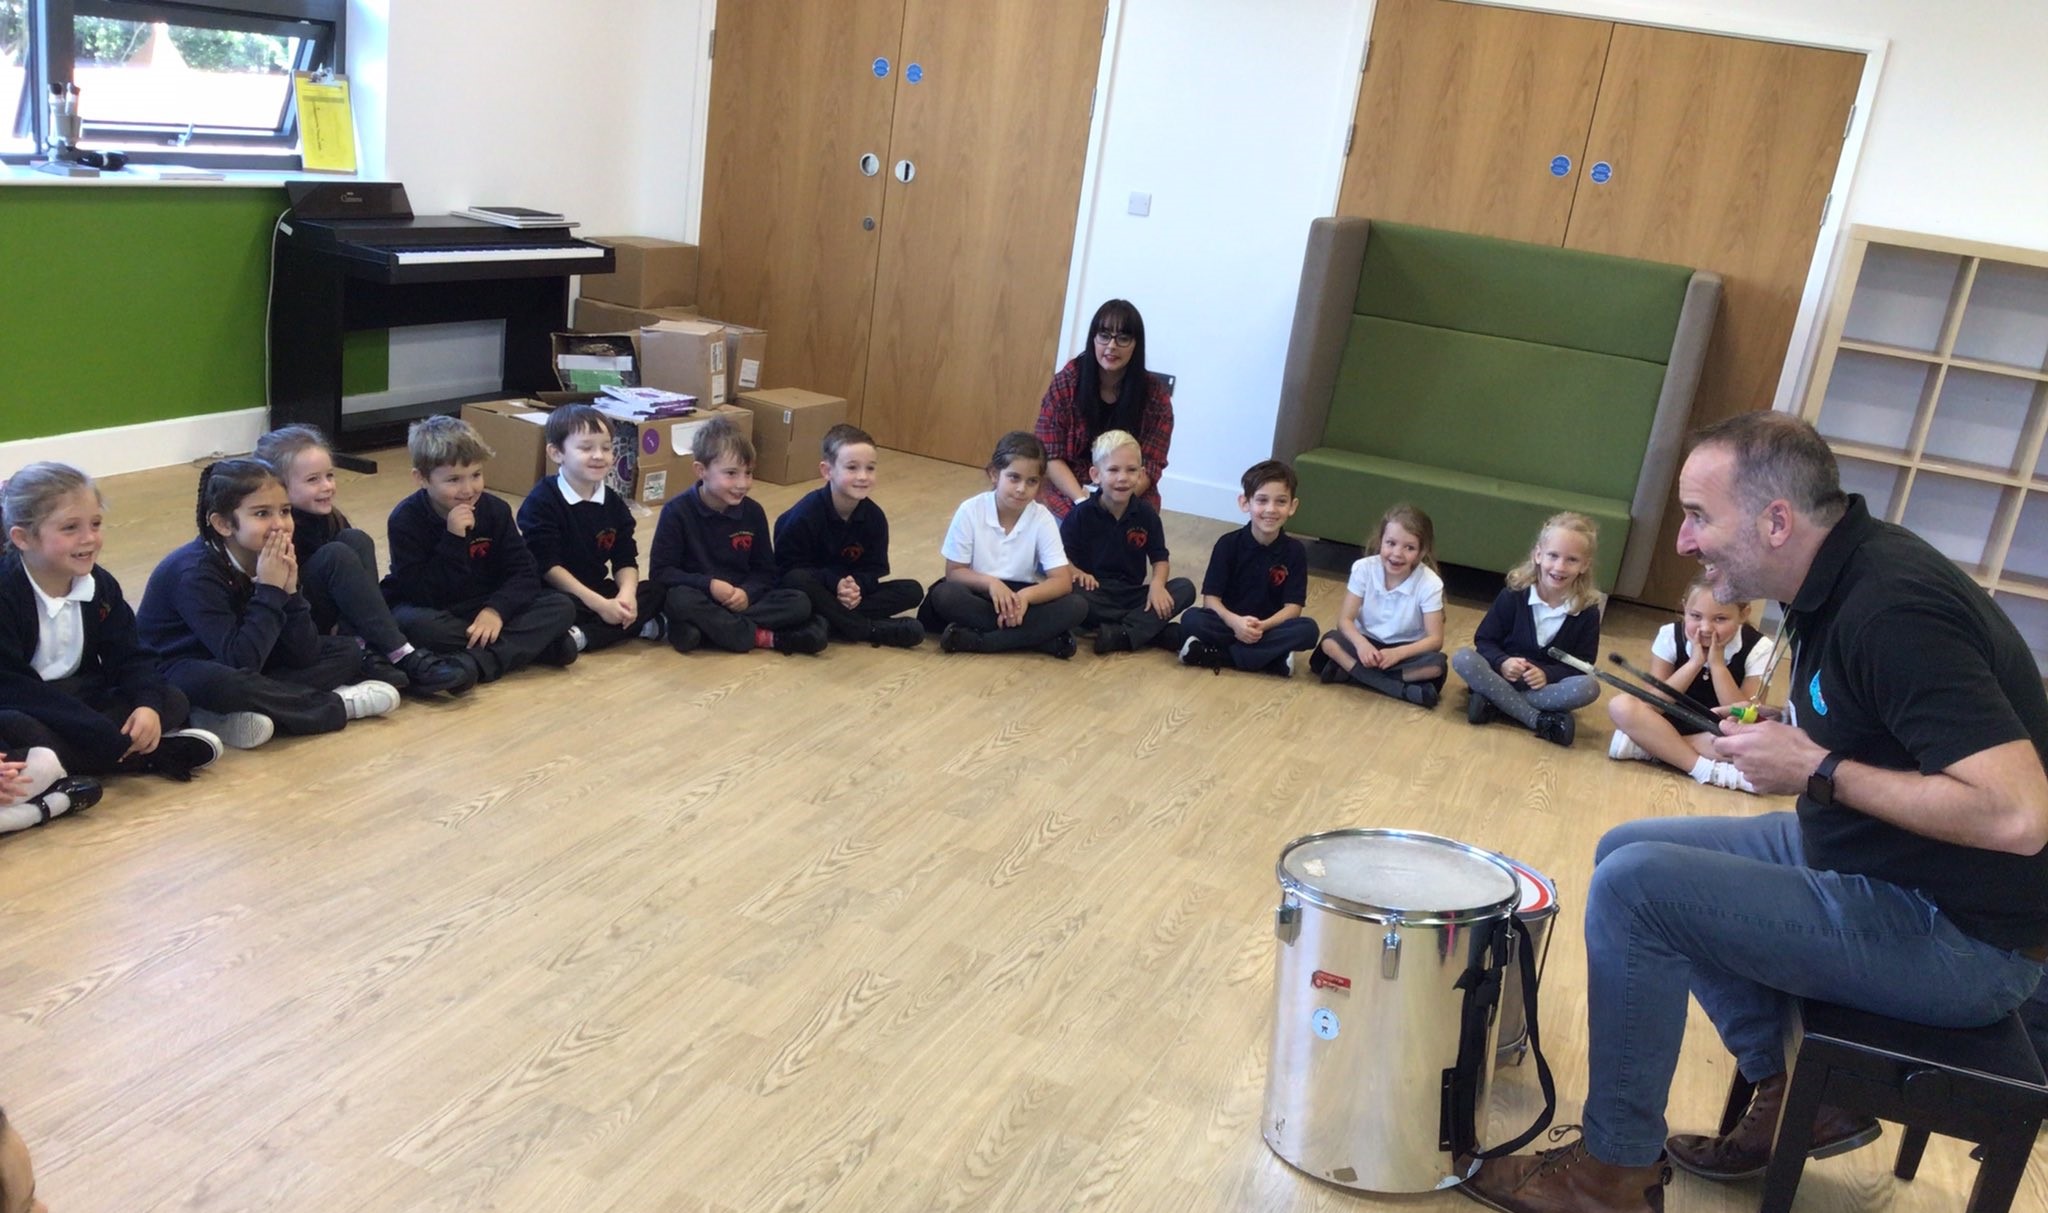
[1093,330,1135,349]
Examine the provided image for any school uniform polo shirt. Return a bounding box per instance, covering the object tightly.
[27,572,93,680]
[1346,555,1443,646]
[1526,587,1573,648]
[940,492,1069,583]
[1059,495,1169,586]
[1200,524,1307,619]
[1650,622,1773,683]
[1784,494,2048,950]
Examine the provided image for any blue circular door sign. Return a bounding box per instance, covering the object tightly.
[1549,155,1572,178]
[1591,161,1613,184]
[872,57,890,78]
[906,62,924,84]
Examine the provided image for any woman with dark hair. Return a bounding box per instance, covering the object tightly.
[1032,298,1174,519]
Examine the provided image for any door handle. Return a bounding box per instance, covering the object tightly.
[859,152,880,177]
[894,158,916,184]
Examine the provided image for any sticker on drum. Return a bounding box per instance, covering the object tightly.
[1312,1008,1340,1039]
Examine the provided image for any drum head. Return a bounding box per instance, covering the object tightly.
[1507,860,1557,917]
[1278,829,1518,924]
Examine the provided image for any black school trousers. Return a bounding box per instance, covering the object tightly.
[1075,578,1197,648]
[391,592,576,682]
[161,634,363,737]
[662,584,814,652]
[780,568,924,642]
[920,578,1089,652]
[301,529,412,657]
[0,674,193,775]
[569,580,669,652]
[1179,607,1321,671]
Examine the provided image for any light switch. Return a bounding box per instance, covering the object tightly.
[1127,191,1152,217]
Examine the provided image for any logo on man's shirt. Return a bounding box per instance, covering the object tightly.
[468,537,493,561]
[1268,563,1288,588]
[595,527,617,553]
[1808,671,1829,716]
[841,542,865,563]
[731,531,755,553]
[1124,527,1149,549]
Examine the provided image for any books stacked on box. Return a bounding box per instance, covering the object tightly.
[451,205,577,229]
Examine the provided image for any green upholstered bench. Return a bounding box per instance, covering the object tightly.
[1272,219,1720,598]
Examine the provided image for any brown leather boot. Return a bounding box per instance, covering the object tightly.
[1666,1072,1882,1180]
[1460,1126,1672,1213]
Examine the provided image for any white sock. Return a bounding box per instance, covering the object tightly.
[18,746,64,802]
[387,643,415,663]
[638,618,662,639]
[1689,756,1717,784]
[569,625,589,652]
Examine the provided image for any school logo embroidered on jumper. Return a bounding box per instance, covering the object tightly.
[1808,671,1829,716]
[468,537,493,561]
[1268,564,1288,588]
[97,602,110,622]
[595,528,617,553]
[731,532,755,553]
[841,543,864,563]
[1125,527,1149,549]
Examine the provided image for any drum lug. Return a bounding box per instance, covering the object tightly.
[1381,927,1402,979]
[1274,897,1301,944]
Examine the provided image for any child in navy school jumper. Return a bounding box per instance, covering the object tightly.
[1309,502,1448,707]
[1450,510,1603,747]
[0,463,220,827]
[517,405,667,654]
[1607,575,1772,791]
[1177,460,1320,676]
[1060,428,1195,654]
[254,425,474,696]
[772,423,925,648]
[651,416,828,655]
[139,460,403,749]
[381,415,579,682]
[922,430,1088,658]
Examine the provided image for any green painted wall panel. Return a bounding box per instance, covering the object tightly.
[0,187,389,445]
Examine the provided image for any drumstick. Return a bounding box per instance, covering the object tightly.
[1609,653,1711,712]
[1545,647,1726,735]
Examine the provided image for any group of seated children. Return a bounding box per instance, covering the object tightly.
[0,408,1767,829]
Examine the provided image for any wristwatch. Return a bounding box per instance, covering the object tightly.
[1807,751,1846,807]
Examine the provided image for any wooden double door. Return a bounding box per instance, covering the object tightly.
[1342,0,1864,603]
[699,0,1105,466]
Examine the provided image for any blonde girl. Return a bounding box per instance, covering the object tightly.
[1451,511,1603,746]
[1311,503,1447,707]
[1608,576,1772,791]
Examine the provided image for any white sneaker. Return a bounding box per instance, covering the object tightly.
[335,680,402,721]
[1608,732,1653,762]
[568,625,589,653]
[1704,760,1757,793]
[190,709,276,750]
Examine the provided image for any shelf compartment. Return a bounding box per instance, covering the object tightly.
[1841,243,1967,354]
[1899,472,2006,577]
[1991,591,2048,677]
[1813,348,1937,455]
[1998,494,2048,585]
[1836,455,1912,522]
[1922,367,2042,477]
[1953,259,2048,374]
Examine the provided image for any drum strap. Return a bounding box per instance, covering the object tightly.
[1465,916,1557,1162]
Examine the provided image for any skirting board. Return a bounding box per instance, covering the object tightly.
[0,408,269,480]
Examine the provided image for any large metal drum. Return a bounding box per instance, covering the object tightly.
[1495,857,1559,1064]
[1263,829,1520,1193]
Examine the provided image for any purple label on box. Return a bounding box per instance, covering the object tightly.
[643,429,660,456]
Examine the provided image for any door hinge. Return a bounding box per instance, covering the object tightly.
[1841,104,1855,139]
[708,28,715,59]
[1362,38,1372,73]
[1819,192,1833,228]
[1344,123,1355,156]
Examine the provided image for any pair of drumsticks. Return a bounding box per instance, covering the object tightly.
[1543,647,1766,736]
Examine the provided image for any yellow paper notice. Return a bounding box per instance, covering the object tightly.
[293,72,357,174]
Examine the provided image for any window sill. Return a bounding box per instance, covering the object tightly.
[0,165,360,188]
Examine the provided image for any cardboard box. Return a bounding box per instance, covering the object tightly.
[579,236,699,308]
[734,388,850,484]
[546,400,754,509]
[461,398,555,497]
[551,331,639,392]
[639,319,727,408]
[571,296,698,333]
[699,321,768,401]
[667,404,755,465]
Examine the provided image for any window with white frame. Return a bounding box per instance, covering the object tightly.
[4,0,345,168]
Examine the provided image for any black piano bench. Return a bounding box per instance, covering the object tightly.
[1719,998,2047,1213]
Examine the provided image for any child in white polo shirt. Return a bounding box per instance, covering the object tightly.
[1309,503,1447,707]
[920,431,1088,658]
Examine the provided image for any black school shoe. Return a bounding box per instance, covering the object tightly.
[362,647,410,691]
[939,624,986,654]
[869,617,925,648]
[1177,635,1227,673]
[397,648,477,696]
[539,630,581,667]
[1093,624,1132,654]
[33,776,102,820]
[771,618,830,655]
[1041,632,1078,660]
[1534,711,1576,747]
[1466,692,1499,725]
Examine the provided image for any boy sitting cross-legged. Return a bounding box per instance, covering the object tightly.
[1060,428,1196,654]
[516,405,667,654]
[773,423,925,648]
[1177,459,1320,676]
[380,415,578,683]
[651,416,828,655]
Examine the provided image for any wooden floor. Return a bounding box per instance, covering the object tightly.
[3,449,2039,1212]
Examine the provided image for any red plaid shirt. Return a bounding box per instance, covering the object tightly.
[1033,357,1175,519]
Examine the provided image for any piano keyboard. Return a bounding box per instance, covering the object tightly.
[390,244,599,266]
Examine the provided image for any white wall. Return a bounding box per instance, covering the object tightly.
[1068,0,2048,522]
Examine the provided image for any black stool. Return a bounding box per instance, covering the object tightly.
[1718,998,2047,1213]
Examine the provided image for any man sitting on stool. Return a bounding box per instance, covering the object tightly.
[1461,412,2048,1213]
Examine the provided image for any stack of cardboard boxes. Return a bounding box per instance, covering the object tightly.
[571,237,701,331]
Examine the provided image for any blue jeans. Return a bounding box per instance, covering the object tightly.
[1582,812,2046,1166]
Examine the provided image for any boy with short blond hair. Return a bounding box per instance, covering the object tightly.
[381,415,577,682]
[650,416,827,654]
[1176,459,1319,676]
[1060,428,1195,653]
[517,405,666,653]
